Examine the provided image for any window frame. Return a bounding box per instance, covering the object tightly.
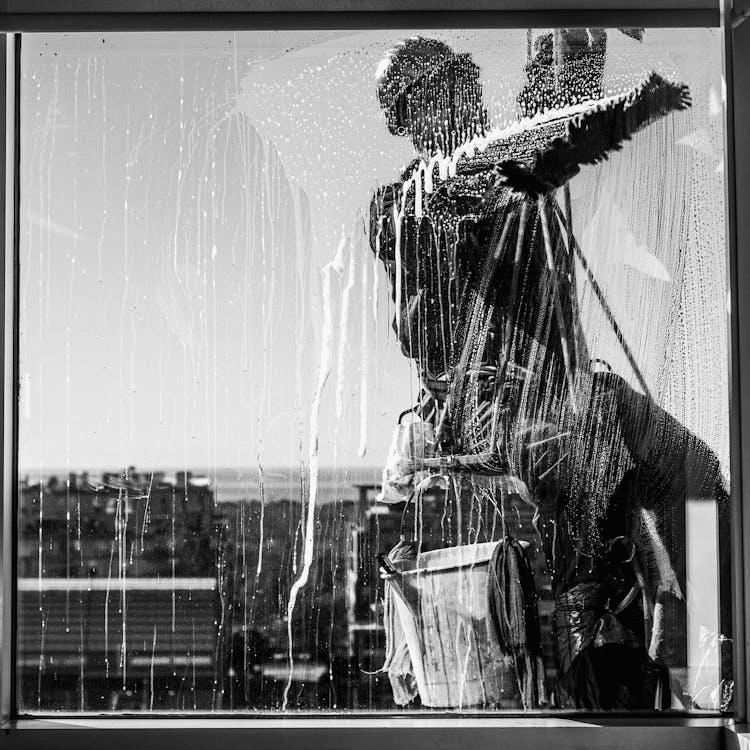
[1,2,749,747]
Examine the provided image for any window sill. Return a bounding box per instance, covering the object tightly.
[0,715,732,750]
[726,724,750,750]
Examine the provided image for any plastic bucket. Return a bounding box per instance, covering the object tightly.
[388,541,518,708]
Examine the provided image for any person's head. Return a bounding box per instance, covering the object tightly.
[376,37,489,156]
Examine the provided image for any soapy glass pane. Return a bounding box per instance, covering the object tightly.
[17,28,730,713]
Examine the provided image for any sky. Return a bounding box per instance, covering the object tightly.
[17,28,729,476]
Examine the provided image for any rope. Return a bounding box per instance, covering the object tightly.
[552,201,653,401]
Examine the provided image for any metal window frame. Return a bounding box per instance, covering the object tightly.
[0,2,748,748]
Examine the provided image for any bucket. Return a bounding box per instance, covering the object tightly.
[386,541,519,708]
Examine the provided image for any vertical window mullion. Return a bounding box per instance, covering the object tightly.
[1,31,20,727]
[724,0,750,727]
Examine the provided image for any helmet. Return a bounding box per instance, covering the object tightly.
[375,36,456,112]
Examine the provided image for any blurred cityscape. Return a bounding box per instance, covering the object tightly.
[17,468,549,712]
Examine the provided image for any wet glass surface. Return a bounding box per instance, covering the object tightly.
[17,28,730,713]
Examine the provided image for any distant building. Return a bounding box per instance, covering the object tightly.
[18,469,221,711]
[19,469,216,579]
[17,468,553,711]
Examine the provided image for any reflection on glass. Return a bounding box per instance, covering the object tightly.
[18,28,730,713]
